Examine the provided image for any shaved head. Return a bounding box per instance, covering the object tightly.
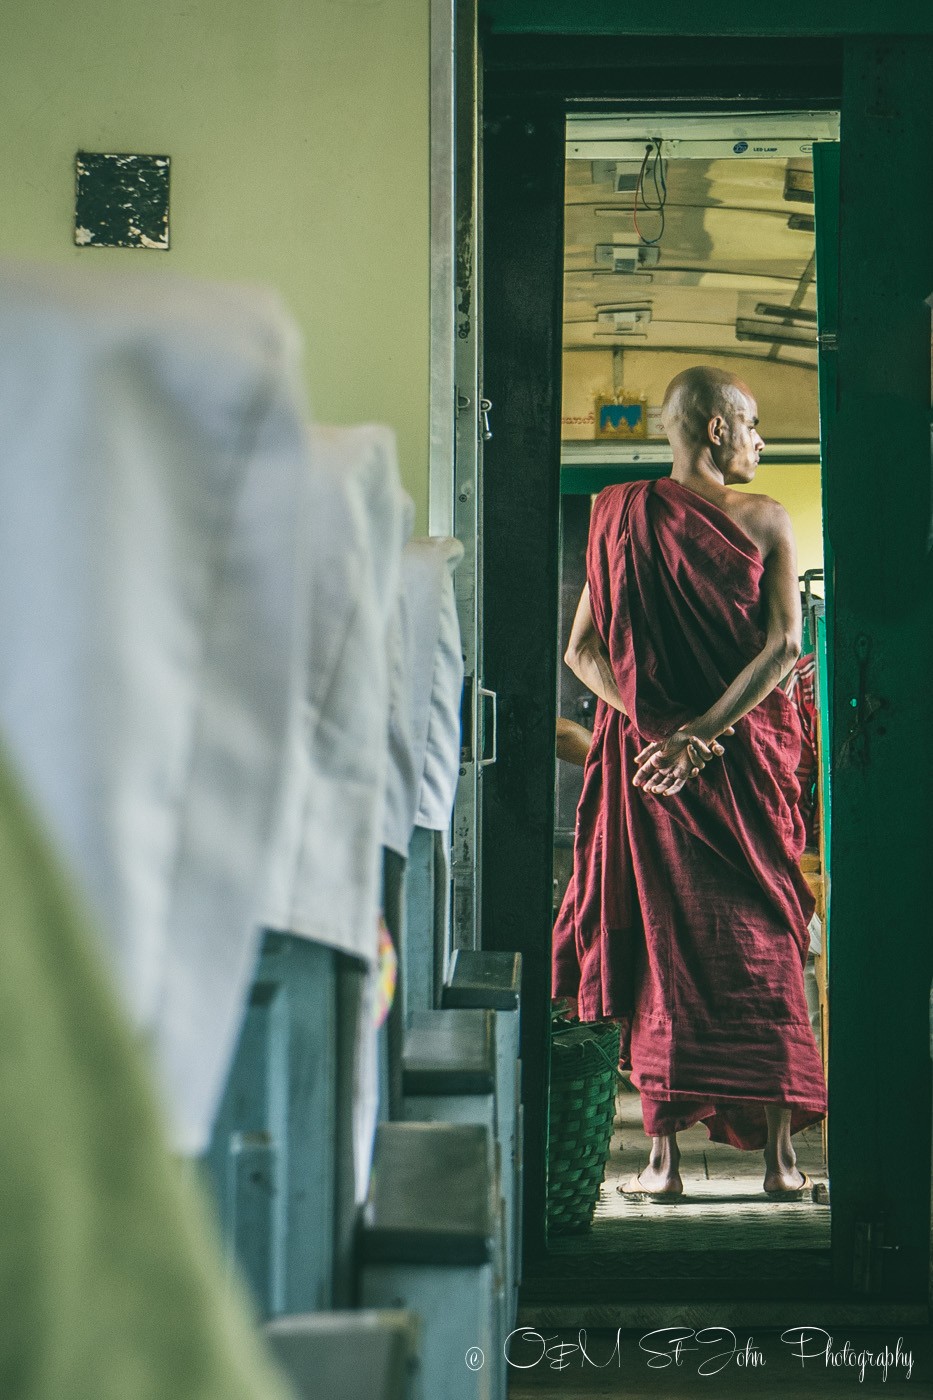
[661,366,753,446]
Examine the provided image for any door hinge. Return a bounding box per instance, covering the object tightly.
[852,1217,900,1293]
[817,331,838,351]
[456,388,492,441]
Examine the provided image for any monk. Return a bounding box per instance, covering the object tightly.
[552,365,827,1199]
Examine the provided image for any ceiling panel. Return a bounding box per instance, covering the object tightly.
[563,155,818,367]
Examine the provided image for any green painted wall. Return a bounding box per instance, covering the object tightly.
[483,0,933,34]
[0,0,431,527]
[827,35,933,1300]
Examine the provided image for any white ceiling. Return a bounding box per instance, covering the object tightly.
[563,155,819,370]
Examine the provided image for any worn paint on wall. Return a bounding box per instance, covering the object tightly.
[0,0,430,526]
[75,153,170,249]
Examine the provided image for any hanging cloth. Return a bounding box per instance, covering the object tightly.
[0,259,316,1154]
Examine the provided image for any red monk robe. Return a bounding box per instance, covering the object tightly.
[552,477,826,1150]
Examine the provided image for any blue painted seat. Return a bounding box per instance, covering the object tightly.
[265,1310,422,1400]
[400,1008,508,1400]
[401,825,448,1025]
[442,951,523,1329]
[202,931,364,1318]
[359,1122,499,1400]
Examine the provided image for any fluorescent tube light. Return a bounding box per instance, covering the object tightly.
[753,303,818,324]
[736,317,816,346]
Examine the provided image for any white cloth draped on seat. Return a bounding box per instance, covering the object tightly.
[0,259,320,1155]
[409,536,465,833]
[255,423,411,1207]
[382,536,464,855]
[0,257,425,1201]
[261,424,411,965]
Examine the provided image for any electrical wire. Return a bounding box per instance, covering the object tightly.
[633,139,667,247]
[633,139,666,243]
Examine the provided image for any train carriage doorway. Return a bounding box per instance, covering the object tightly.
[549,110,836,1300]
[472,34,931,1319]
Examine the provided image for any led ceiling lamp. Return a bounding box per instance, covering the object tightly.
[783,168,814,204]
[753,303,818,323]
[735,317,816,347]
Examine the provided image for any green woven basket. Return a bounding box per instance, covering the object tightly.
[547,1017,621,1235]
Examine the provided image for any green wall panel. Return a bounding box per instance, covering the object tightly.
[483,0,933,35]
[825,35,933,1299]
[0,0,431,528]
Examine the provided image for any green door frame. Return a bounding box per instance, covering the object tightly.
[480,33,933,1306]
[819,42,933,1302]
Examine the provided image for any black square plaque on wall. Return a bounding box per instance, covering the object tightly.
[74,152,170,249]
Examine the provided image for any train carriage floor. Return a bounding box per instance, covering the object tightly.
[595,1077,829,1252]
[510,1084,932,1395]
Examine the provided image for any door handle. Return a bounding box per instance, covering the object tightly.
[477,686,498,766]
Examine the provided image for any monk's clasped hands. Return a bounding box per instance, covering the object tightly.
[633,725,734,797]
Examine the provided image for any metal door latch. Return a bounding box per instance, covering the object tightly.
[479,398,493,441]
[853,1218,900,1293]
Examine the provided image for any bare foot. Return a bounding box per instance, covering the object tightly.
[763,1165,808,1194]
[618,1131,683,1196]
[762,1105,808,1194]
[618,1163,684,1197]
